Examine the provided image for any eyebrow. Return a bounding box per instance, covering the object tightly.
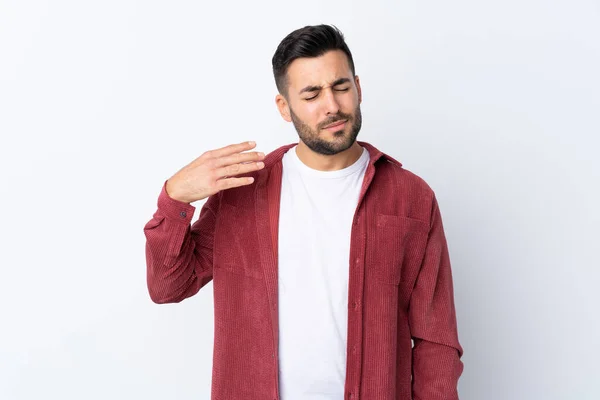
[298,77,352,95]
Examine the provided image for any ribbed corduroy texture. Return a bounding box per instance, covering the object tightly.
[144,141,464,400]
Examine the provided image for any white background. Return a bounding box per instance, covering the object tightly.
[1,0,599,399]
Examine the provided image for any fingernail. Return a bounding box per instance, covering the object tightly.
[259,152,265,157]
[257,162,264,168]
[248,141,256,146]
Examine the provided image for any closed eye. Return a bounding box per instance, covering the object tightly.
[304,87,350,101]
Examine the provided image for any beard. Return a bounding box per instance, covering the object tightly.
[289,105,362,155]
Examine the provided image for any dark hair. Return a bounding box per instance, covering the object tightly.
[272,24,356,96]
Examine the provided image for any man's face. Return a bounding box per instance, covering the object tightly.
[277,50,363,155]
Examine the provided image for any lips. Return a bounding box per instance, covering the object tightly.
[323,120,347,129]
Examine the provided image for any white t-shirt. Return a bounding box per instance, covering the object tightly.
[278,144,370,399]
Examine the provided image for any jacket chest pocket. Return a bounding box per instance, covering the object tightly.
[369,214,430,285]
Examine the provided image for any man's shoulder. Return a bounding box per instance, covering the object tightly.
[370,149,438,221]
[383,159,433,191]
[373,148,436,199]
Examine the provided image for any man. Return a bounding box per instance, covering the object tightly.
[144,24,464,399]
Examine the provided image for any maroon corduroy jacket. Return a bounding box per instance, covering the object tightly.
[144,141,464,400]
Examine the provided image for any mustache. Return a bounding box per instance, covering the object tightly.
[318,113,352,129]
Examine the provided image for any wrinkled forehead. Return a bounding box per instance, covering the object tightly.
[286,50,354,94]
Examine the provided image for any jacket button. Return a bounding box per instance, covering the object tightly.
[179,211,187,218]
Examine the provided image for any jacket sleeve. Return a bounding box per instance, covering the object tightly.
[409,194,464,399]
[143,181,219,303]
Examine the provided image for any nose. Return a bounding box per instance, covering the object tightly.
[322,87,341,115]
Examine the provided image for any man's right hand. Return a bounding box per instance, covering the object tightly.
[165,141,266,203]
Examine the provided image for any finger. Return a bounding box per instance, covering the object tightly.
[208,141,257,159]
[215,160,265,179]
[214,151,265,168]
[215,176,255,191]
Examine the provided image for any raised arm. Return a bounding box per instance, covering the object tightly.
[144,185,219,303]
[143,141,265,303]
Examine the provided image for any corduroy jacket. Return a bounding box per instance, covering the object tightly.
[144,141,464,400]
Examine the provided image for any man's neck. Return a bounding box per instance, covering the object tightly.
[295,141,363,171]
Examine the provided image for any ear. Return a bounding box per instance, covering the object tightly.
[275,93,292,122]
[355,75,362,104]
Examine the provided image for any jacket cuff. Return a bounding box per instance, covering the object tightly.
[157,180,196,223]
